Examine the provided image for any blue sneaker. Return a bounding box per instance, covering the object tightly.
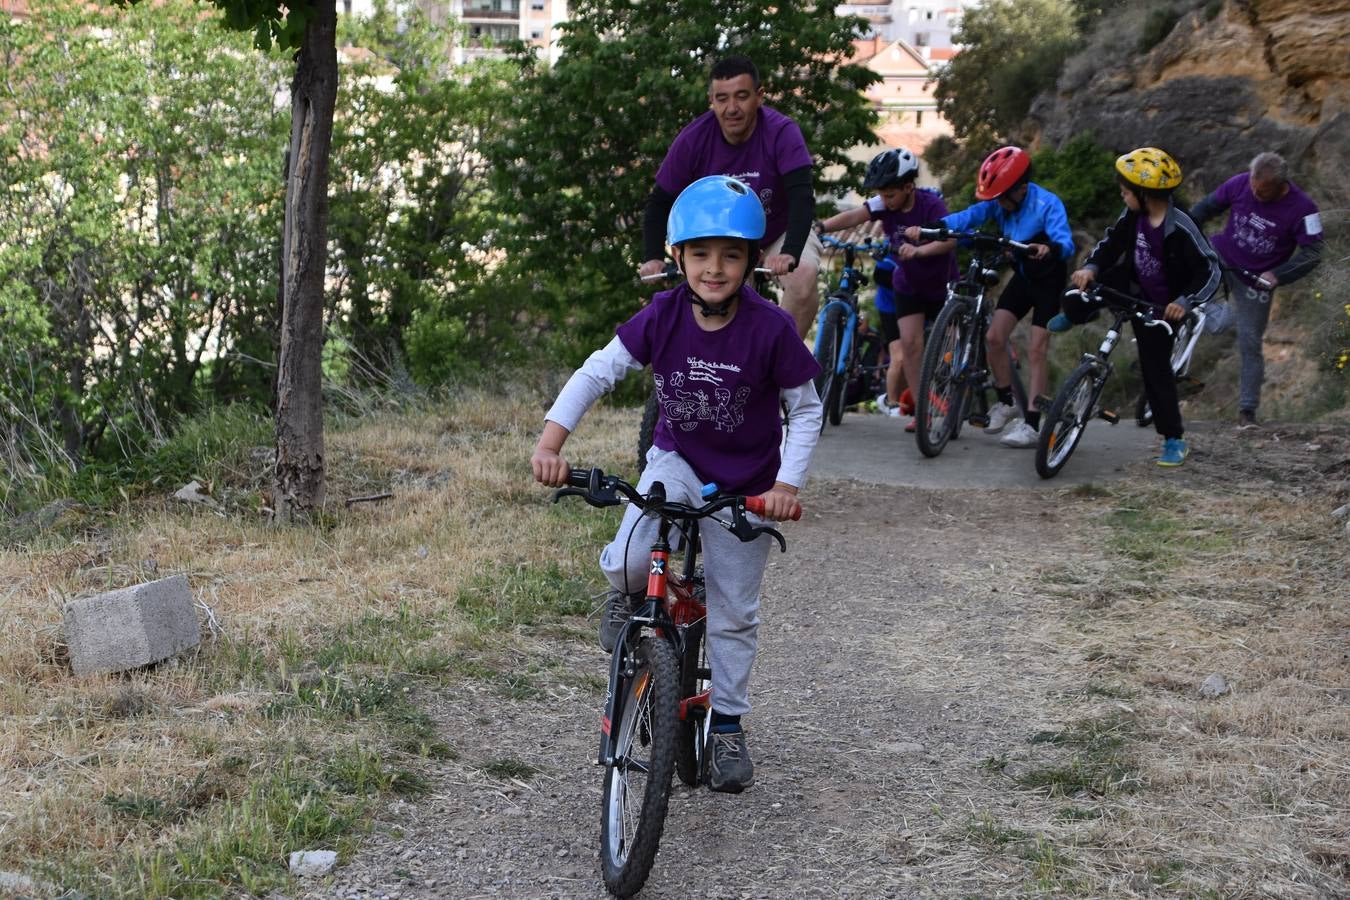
[1046,313,1072,334]
[1156,437,1188,467]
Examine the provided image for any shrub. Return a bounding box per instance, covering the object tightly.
[1137,6,1181,53]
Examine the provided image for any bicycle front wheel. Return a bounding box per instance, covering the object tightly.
[916,301,971,458]
[674,617,710,787]
[814,307,845,429]
[600,637,678,897]
[1036,360,1101,479]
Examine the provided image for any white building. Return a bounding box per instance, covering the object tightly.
[338,0,569,65]
[836,1,979,64]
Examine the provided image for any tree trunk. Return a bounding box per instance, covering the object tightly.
[273,0,337,521]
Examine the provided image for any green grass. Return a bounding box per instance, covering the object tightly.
[1018,714,1140,797]
[480,757,540,781]
[1104,493,1234,570]
[454,560,595,631]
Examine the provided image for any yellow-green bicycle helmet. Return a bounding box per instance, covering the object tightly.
[1115,147,1183,191]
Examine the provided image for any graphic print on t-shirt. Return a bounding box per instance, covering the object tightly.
[653,367,751,434]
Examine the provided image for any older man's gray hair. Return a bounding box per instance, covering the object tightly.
[1250,152,1289,184]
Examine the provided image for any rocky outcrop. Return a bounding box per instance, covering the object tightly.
[1028,0,1350,207]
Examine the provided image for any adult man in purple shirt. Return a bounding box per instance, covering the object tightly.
[1191,151,1324,428]
[639,56,823,338]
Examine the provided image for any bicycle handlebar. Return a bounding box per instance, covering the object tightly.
[637,263,781,285]
[1064,285,1177,336]
[553,467,792,551]
[820,234,890,256]
[916,227,1033,254]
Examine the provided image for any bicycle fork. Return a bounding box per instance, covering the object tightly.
[812,297,857,376]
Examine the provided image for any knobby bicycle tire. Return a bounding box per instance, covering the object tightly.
[916,300,971,457]
[814,308,845,430]
[674,617,710,787]
[1036,359,1102,479]
[636,390,660,472]
[600,637,679,897]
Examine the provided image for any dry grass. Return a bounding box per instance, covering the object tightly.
[0,387,640,896]
[1025,471,1350,895]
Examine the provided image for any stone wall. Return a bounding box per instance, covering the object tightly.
[1028,0,1350,207]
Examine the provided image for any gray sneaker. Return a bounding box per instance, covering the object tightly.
[598,590,639,653]
[707,730,755,793]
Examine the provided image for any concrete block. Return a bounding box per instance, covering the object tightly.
[63,575,200,676]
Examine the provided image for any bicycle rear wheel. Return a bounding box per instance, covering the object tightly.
[674,617,710,787]
[601,637,678,897]
[1036,360,1101,479]
[916,300,971,458]
[814,307,845,429]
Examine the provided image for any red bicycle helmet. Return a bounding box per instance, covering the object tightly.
[975,146,1031,200]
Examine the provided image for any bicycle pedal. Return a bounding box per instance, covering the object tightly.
[968,414,990,427]
[1099,409,1119,424]
[1178,377,1205,397]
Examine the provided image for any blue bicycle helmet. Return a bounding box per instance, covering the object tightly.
[667,175,766,247]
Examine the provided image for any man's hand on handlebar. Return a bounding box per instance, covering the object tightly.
[763,253,798,276]
[638,259,668,279]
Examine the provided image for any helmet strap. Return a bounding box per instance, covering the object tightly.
[673,245,754,318]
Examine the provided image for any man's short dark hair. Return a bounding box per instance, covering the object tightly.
[709,55,760,90]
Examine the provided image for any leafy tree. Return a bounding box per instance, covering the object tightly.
[931,0,1078,184]
[484,0,880,363]
[0,0,286,509]
[328,2,513,379]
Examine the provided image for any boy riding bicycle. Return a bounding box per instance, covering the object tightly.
[1049,147,1220,467]
[903,146,1075,448]
[532,175,822,793]
[819,148,957,433]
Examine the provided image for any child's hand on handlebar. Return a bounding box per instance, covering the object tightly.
[756,484,802,522]
[1027,243,1051,261]
[1070,268,1096,290]
[1163,302,1187,322]
[902,225,921,242]
[897,243,923,261]
[531,446,571,487]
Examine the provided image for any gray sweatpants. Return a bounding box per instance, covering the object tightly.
[599,447,773,718]
[1226,268,1272,414]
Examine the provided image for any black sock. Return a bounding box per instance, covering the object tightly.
[1025,410,1041,430]
[710,710,742,734]
[996,386,1013,406]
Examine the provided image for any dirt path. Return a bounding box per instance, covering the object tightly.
[303,421,1349,899]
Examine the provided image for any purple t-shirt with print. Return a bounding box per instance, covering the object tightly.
[1133,215,1169,307]
[616,284,819,495]
[655,106,813,246]
[868,188,958,301]
[1210,173,1323,275]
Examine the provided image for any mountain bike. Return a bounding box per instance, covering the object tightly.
[1036,283,1182,478]
[552,466,793,897]
[812,234,890,430]
[912,227,1031,457]
[635,263,779,472]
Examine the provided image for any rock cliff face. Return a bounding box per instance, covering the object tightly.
[1029,0,1350,207]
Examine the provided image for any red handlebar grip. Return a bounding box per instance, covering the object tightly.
[744,496,802,521]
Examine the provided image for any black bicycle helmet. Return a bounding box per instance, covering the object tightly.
[863,148,920,191]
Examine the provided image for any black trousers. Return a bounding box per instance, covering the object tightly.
[1133,317,1183,440]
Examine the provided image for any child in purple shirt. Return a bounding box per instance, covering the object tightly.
[533,176,822,794]
[819,148,958,432]
[1052,147,1220,467]
[1190,151,1324,427]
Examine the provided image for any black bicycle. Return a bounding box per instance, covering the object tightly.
[1036,283,1182,478]
[553,467,792,897]
[912,227,1031,457]
[812,234,890,429]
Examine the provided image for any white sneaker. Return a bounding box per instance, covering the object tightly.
[876,393,901,416]
[1000,421,1039,448]
[985,402,1018,434]
[882,403,902,417]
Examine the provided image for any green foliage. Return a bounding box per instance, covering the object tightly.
[930,0,1080,182]
[484,0,880,363]
[1137,6,1181,53]
[328,3,517,383]
[1031,133,1123,226]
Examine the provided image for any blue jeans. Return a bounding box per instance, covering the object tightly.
[1226,269,1271,414]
